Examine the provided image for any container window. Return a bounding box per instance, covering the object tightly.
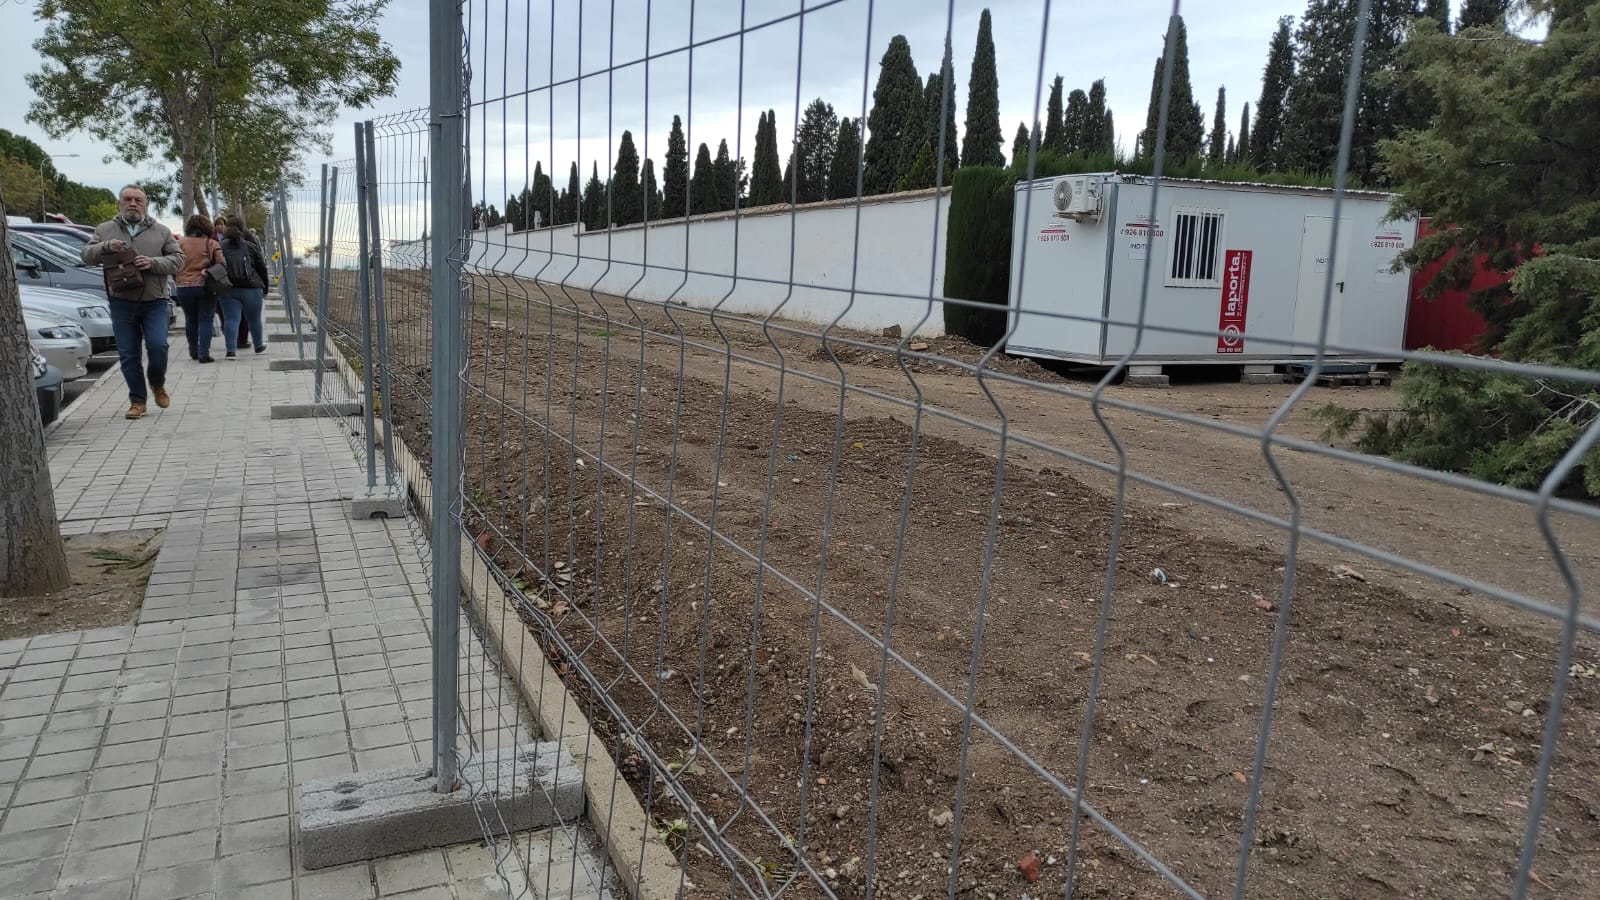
[1166,207,1226,288]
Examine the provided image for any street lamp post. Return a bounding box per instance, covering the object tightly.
[39,153,81,221]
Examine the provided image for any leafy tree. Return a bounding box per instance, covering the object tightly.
[1351,1,1600,495]
[864,35,925,194]
[1251,16,1295,170]
[1236,103,1252,166]
[795,98,839,204]
[1421,0,1452,33]
[1206,86,1228,167]
[1011,122,1032,168]
[641,158,661,221]
[713,139,743,211]
[1457,0,1510,29]
[611,130,642,225]
[749,111,783,206]
[1043,76,1065,153]
[1081,79,1114,155]
[664,115,689,219]
[581,163,606,230]
[828,118,863,200]
[0,159,46,220]
[0,128,115,221]
[1063,89,1089,153]
[27,0,398,217]
[689,143,715,214]
[961,10,1005,168]
[1140,15,1205,161]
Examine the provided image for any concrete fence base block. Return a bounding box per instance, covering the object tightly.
[297,743,584,870]
[268,358,337,372]
[350,487,407,519]
[1125,365,1170,388]
[268,332,314,343]
[270,401,361,419]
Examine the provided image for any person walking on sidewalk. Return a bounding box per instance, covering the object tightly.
[219,219,270,358]
[81,185,184,419]
[174,214,223,363]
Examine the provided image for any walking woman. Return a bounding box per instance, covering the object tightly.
[219,219,271,358]
[174,215,222,362]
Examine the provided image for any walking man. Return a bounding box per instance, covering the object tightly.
[82,185,183,419]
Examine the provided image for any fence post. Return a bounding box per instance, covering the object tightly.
[362,123,399,489]
[428,0,465,794]
[354,122,380,491]
[274,182,307,361]
[314,165,337,403]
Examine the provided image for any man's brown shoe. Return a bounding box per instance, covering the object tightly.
[152,387,170,409]
[126,402,147,420]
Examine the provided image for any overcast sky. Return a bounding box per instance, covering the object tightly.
[3,0,1485,230]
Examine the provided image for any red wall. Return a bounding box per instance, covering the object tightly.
[1404,218,1505,352]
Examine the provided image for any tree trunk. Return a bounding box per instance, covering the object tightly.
[0,214,71,595]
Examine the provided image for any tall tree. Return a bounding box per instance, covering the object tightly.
[564,163,581,226]
[1236,103,1252,167]
[828,118,863,200]
[1251,16,1296,169]
[1011,122,1032,168]
[1064,89,1089,153]
[641,158,661,220]
[1421,0,1452,33]
[581,162,606,230]
[0,214,70,595]
[749,111,784,206]
[611,130,642,225]
[1226,136,1237,165]
[664,115,689,219]
[1083,80,1113,155]
[1279,0,1417,181]
[690,142,715,214]
[529,163,552,229]
[713,139,742,211]
[1207,86,1228,166]
[930,39,961,176]
[27,0,398,217]
[864,35,925,194]
[1043,76,1066,153]
[795,98,839,204]
[1140,15,1204,161]
[961,9,1005,167]
[1457,0,1510,29]
[1103,110,1116,154]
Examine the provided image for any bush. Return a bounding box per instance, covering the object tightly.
[942,166,1015,345]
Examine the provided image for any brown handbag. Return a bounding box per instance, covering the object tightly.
[101,246,145,299]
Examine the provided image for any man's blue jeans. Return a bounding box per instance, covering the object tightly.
[109,299,169,404]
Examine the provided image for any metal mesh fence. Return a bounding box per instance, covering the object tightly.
[289,1,1600,897]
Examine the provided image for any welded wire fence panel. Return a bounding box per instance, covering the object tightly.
[385,1,1600,898]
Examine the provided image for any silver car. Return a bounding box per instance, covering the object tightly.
[20,284,115,354]
[22,307,90,381]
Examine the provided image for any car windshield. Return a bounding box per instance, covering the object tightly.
[12,231,90,269]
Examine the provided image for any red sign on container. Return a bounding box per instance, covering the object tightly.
[1216,249,1252,354]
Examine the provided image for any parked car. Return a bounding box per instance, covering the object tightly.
[22,307,90,381]
[10,230,107,296]
[30,344,64,426]
[20,285,116,354]
[12,222,92,252]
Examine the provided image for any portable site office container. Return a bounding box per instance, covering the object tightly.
[1006,173,1414,377]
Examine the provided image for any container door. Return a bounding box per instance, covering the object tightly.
[1294,215,1353,352]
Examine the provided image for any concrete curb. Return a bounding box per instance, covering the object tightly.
[268,358,336,372]
[269,401,361,419]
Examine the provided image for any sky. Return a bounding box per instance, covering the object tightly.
[2,0,1490,233]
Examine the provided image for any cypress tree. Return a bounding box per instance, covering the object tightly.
[1226,136,1237,165]
[690,143,715,214]
[1206,86,1227,167]
[828,118,862,200]
[1140,15,1204,161]
[749,111,784,206]
[664,115,689,219]
[611,130,642,225]
[641,158,660,221]
[795,98,839,204]
[1011,121,1031,168]
[1236,103,1251,167]
[714,139,740,211]
[1043,76,1065,153]
[1103,110,1115,154]
[1458,0,1509,29]
[581,163,606,230]
[529,163,552,228]
[930,39,961,176]
[1083,79,1112,155]
[961,9,1005,168]
[1421,0,1452,33]
[564,163,580,226]
[1251,16,1295,170]
[1064,88,1089,153]
[864,35,924,194]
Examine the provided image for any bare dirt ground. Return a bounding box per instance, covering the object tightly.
[311,269,1600,899]
[0,529,161,641]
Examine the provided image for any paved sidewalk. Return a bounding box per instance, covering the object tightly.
[1,313,613,899]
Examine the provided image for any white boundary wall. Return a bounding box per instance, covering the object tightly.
[392,188,951,337]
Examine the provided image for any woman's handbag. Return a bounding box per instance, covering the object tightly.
[201,240,232,295]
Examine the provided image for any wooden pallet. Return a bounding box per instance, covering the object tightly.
[1287,369,1394,388]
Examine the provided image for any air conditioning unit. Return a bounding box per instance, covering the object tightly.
[1052,176,1102,221]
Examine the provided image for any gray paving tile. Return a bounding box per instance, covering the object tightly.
[1,797,83,833]
[69,812,148,851]
[298,862,375,900]
[57,842,141,886]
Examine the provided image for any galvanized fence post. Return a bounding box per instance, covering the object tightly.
[428,0,465,794]
[362,123,399,490]
[354,122,380,491]
[274,182,307,361]
[314,165,337,403]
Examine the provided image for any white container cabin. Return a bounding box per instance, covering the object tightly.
[1006,173,1414,384]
